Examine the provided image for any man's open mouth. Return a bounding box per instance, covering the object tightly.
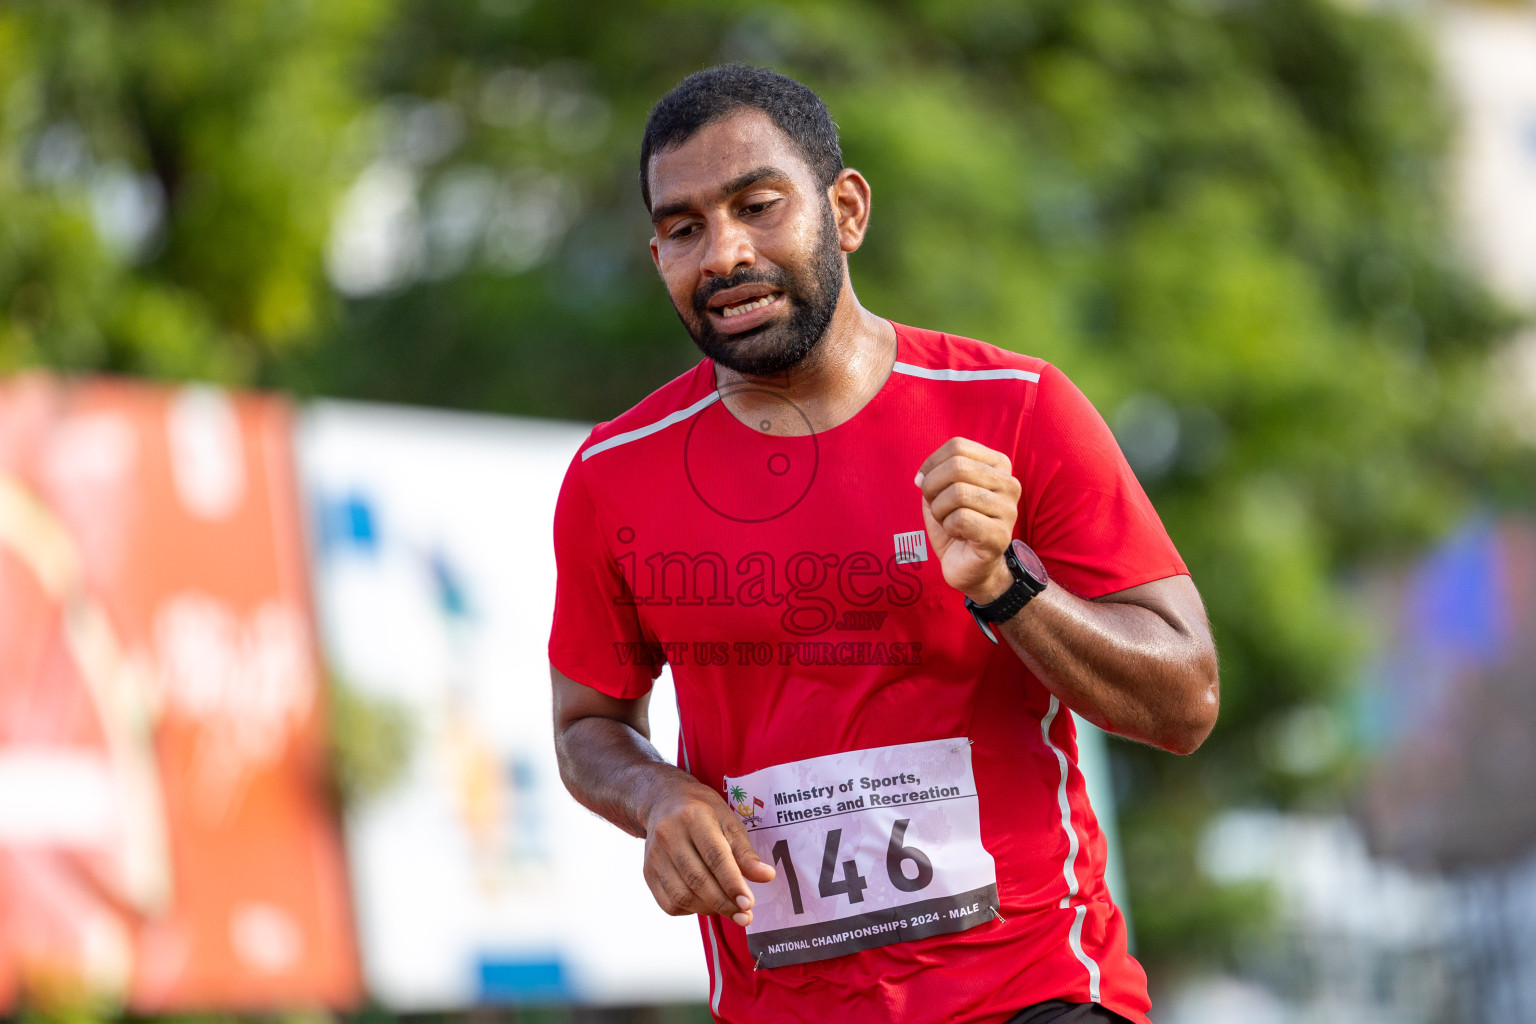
[720,294,781,318]
[704,285,787,334]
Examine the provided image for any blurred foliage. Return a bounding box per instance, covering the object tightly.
[0,0,387,380]
[327,676,415,807]
[2,0,1531,986]
[13,975,121,1024]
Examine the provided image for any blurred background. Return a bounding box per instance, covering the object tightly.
[2,0,1536,1022]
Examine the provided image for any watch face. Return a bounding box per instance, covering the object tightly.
[1010,539,1048,586]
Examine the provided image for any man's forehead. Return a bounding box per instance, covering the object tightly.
[647,109,814,213]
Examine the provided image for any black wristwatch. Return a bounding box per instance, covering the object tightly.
[965,539,1049,644]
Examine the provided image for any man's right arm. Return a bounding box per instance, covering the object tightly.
[551,664,774,926]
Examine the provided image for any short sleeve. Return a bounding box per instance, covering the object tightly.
[1019,364,1188,599]
[548,449,659,699]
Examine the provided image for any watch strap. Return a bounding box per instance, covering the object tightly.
[964,540,1047,644]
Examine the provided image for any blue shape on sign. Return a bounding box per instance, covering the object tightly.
[1402,515,1508,666]
[317,492,379,556]
[429,547,472,619]
[511,757,536,791]
[476,956,571,1002]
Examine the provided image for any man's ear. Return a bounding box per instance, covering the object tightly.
[649,236,661,271]
[830,168,872,254]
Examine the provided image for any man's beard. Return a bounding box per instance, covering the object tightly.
[679,203,844,376]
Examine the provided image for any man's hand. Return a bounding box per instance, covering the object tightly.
[551,666,776,926]
[915,437,1021,603]
[641,776,776,926]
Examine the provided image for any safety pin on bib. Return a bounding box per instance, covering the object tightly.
[951,738,975,753]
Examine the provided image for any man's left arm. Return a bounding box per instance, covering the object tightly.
[917,437,1219,755]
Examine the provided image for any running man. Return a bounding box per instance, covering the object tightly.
[550,64,1219,1024]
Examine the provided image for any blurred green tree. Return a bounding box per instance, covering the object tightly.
[0,0,389,381]
[2,0,1528,984]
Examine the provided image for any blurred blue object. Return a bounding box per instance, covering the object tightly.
[429,546,472,620]
[1404,514,1508,666]
[317,491,379,556]
[1365,515,1512,751]
[476,956,571,1002]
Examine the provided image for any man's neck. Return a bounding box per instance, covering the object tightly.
[713,283,896,437]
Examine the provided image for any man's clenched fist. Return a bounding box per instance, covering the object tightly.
[914,437,1021,604]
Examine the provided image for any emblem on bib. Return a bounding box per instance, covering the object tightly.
[726,784,765,827]
[724,737,999,968]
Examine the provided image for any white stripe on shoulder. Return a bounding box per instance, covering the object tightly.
[892,361,1040,383]
[581,390,722,461]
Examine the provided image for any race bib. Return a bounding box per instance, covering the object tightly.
[724,737,999,968]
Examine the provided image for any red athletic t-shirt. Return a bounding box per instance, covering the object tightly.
[549,323,1187,1024]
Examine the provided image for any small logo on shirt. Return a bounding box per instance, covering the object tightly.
[894,530,928,565]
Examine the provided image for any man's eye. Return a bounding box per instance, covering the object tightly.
[742,200,778,216]
[669,223,698,240]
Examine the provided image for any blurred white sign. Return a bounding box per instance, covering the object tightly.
[1441,4,1536,308]
[297,401,705,1009]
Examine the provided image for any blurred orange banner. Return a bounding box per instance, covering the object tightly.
[0,375,360,1012]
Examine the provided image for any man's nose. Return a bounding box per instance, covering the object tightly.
[699,217,755,279]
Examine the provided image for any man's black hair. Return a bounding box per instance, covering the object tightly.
[640,64,843,210]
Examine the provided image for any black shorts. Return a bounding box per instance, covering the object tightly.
[1004,1001,1135,1024]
